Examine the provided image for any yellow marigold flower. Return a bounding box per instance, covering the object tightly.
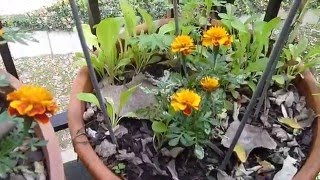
[171,35,195,55]
[200,76,220,92]
[7,85,58,124]
[202,26,232,47]
[171,89,201,116]
[0,28,4,37]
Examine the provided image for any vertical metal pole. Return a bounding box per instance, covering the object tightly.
[69,0,118,146]
[0,21,19,79]
[264,0,283,22]
[87,0,101,36]
[219,0,302,170]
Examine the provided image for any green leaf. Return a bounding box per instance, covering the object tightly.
[246,58,269,72]
[33,140,48,147]
[115,58,131,69]
[231,20,247,32]
[76,93,100,108]
[120,0,137,37]
[158,22,175,35]
[96,18,122,58]
[119,85,139,114]
[82,24,98,48]
[105,97,116,126]
[272,75,285,85]
[295,37,308,57]
[194,144,204,159]
[138,8,154,34]
[0,74,9,87]
[0,111,10,124]
[279,117,302,129]
[168,137,180,146]
[152,121,168,133]
[118,163,126,169]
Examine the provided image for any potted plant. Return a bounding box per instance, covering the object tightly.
[0,69,65,179]
[68,0,320,179]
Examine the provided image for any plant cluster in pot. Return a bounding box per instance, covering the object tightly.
[0,69,65,179]
[68,0,320,179]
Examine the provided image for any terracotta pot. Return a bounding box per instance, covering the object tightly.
[68,65,320,180]
[67,17,320,179]
[0,69,65,180]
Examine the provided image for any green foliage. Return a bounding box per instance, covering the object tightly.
[140,71,226,159]
[0,74,8,87]
[276,37,320,87]
[2,0,169,31]
[0,111,46,178]
[112,163,126,174]
[77,84,138,127]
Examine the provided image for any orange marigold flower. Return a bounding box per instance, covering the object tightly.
[171,35,195,55]
[7,85,57,124]
[202,26,232,47]
[200,76,220,92]
[0,28,4,37]
[171,89,201,116]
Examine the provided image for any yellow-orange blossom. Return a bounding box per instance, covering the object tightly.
[200,76,220,92]
[202,26,232,47]
[7,85,57,123]
[171,89,201,116]
[171,35,195,55]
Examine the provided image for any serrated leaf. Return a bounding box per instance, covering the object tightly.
[77,93,100,108]
[168,137,180,146]
[234,143,247,162]
[152,121,168,133]
[194,144,204,159]
[279,117,302,129]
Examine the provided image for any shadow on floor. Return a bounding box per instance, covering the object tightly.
[64,160,92,180]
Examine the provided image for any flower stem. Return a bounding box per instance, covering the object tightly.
[181,55,188,78]
[23,118,33,137]
[212,46,219,71]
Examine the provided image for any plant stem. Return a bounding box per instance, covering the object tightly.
[181,55,188,78]
[212,46,219,71]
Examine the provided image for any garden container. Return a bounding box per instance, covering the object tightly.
[0,69,65,180]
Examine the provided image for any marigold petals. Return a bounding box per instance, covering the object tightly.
[8,107,19,116]
[202,26,232,47]
[10,101,33,115]
[183,106,192,116]
[6,85,57,123]
[34,114,50,124]
[201,76,220,92]
[7,92,20,101]
[170,89,201,116]
[171,101,187,111]
[47,103,58,114]
[27,104,46,116]
[171,35,195,55]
